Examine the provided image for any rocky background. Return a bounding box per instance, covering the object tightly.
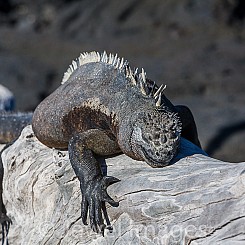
[0,0,244,162]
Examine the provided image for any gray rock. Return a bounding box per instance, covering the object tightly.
[1,126,245,244]
[0,0,245,162]
[0,54,54,111]
[0,84,14,111]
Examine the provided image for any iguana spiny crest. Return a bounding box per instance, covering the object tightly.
[62,51,167,108]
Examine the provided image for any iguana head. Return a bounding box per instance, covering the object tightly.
[131,109,181,167]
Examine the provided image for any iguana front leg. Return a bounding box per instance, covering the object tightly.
[68,129,121,234]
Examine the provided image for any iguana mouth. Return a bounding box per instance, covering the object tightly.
[141,148,174,168]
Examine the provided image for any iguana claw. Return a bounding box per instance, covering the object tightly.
[81,176,120,235]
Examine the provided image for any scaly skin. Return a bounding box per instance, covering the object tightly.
[0,51,201,235]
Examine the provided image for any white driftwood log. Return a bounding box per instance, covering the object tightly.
[1,126,245,244]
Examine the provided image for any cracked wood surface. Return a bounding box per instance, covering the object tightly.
[1,126,245,244]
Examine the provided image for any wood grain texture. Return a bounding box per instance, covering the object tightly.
[1,126,245,244]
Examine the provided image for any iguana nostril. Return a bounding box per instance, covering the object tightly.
[160,135,167,144]
[154,141,160,146]
[153,133,160,139]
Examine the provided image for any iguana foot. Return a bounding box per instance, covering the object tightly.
[81,176,120,235]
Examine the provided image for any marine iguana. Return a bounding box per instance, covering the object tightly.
[0,51,201,236]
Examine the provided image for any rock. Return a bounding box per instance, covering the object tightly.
[0,54,55,111]
[0,84,14,111]
[0,0,245,162]
[1,126,245,244]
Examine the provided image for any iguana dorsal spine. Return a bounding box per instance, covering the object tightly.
[62,51,167,108]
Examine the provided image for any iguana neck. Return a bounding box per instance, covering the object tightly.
[117,112,143,161]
